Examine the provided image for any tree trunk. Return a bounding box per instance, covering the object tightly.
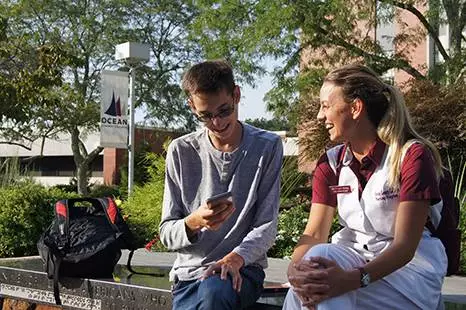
[69,127,103,196]
[76,164,89,195]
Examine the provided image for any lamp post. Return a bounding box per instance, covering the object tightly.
[115,42,150,196]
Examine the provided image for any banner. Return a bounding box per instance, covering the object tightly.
[100,70,129,148]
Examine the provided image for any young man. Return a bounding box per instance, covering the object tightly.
[159,60,283,309]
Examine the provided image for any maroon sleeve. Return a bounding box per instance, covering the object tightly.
[399,143,441,204]
[311,153,338,207]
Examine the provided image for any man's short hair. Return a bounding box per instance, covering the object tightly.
[182,60,235,97]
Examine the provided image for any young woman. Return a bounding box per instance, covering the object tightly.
[283,64,446,310]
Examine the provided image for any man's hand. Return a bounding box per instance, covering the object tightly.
[185,198,235,235]
[201,252,245,292]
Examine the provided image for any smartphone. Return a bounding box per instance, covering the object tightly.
[205,191,232,204]
[201,192,233,232]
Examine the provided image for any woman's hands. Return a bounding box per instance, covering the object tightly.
[288,257,360,309]
[288,259,328,309]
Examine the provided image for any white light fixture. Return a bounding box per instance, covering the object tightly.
[115,42,150,63]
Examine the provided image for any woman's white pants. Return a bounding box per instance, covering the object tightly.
[282,243,444,310]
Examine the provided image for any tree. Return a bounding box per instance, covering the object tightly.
[0,17,65,151]
[245,117,293,132]
[118,0,202,130]
[2,0,129,194]
[2,0,201,194]
[192,0,465,160]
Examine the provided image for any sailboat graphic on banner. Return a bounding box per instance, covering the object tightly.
[105,92,122,117]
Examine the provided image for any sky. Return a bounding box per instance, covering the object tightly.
[237,74,274,121]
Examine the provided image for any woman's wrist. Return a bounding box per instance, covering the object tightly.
[346,269,363,292]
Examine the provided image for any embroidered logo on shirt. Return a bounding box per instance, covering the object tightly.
[329,185,352,194]
[375,190,399,201]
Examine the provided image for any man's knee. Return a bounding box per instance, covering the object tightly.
[198,276,238,309]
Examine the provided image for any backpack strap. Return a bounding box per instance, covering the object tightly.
[97,197,138,250]
[125,249,164,277]
[94,197,162,277]
[97,197,121,233]
[126,249,137,273]
[53,255,63,305]
[55,200,69,250]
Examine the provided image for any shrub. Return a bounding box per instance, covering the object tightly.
[404,80,466,155]
[119,142,156,198]
[0,181,78,257]
[0,157,33,187]
[268,196,340,259]
[120,152,167,250]
[280,156,308,204]
[449,156,466,274]
[268,202,310,259]
[88,184,121,198]
[50,183,78,193]
[460,198,466,275]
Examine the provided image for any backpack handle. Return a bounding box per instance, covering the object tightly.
[56,197,121,239]
[57,197,137,251]
[64,197,108,210]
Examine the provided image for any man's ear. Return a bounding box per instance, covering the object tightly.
[352,97,364,120]
[187,98,196,113]
[233,85,241,104]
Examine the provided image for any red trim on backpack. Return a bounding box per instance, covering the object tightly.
[56,202,67,218]
[107,198,117,224]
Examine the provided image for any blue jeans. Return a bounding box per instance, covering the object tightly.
[171,265,265,310]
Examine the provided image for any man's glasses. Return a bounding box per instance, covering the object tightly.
[194,103,235,123]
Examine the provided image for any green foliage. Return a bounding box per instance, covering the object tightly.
[280,156,307,204]
[192,0,465,132]
[88,184,121,199]
[448,155,466,274]
[0,157,32,187]
[268,197,340,259]
[122,0,201,131]
[0,30,65,146]
[0,181,78,258]
[119,142,156,198]
[1,0,202,193]
[460,199,466,274]
[245,117,293,133]
[120,152,167,249]
[50,184,78,194]
[447,155,466,206]
[268,202,309,259]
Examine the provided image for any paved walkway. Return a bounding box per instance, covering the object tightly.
[120,249,466,305]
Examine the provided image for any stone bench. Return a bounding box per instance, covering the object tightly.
[1,251,465,309]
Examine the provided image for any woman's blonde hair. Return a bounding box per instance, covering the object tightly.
[324,64,443,189]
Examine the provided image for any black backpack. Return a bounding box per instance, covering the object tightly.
[37,197,139,305]
[427,168,461,276]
